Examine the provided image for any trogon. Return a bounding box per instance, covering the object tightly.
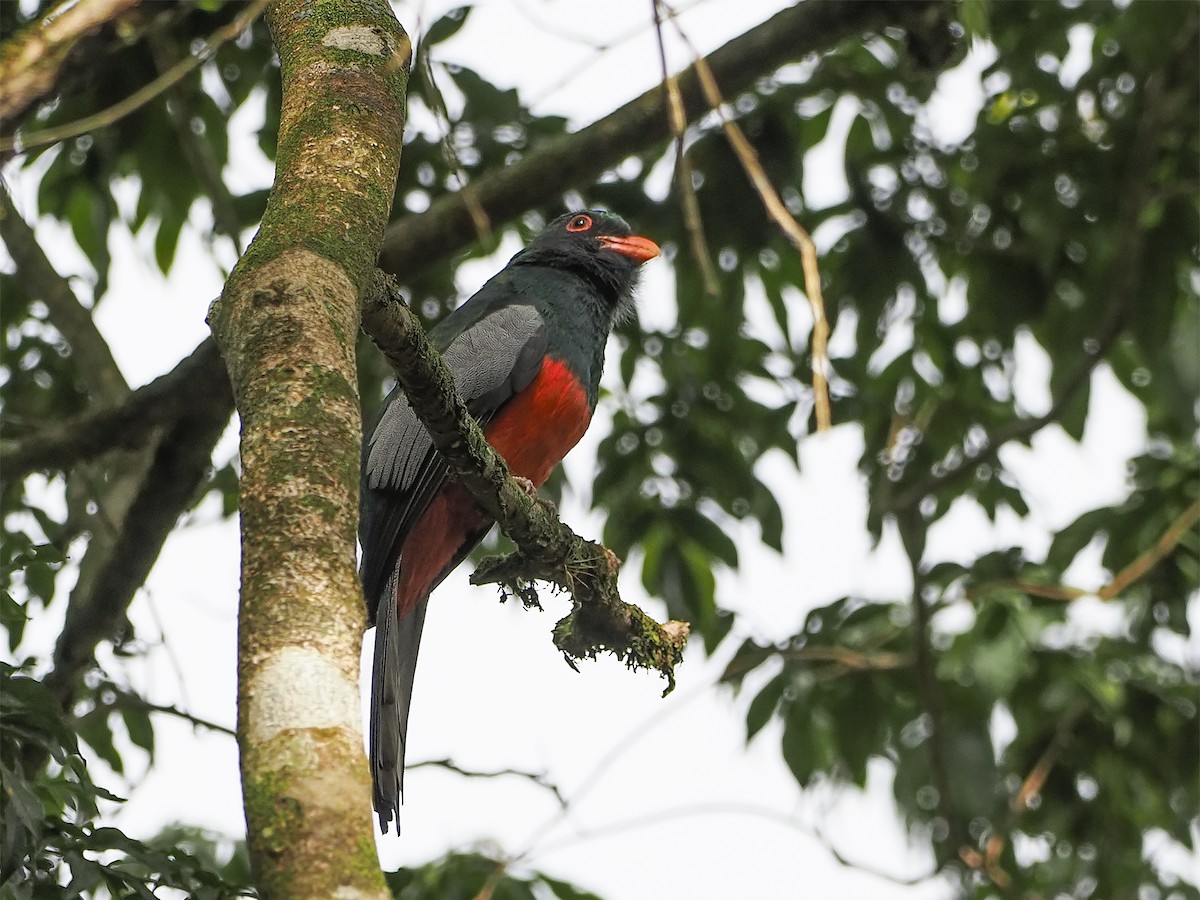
[359,210,659,832]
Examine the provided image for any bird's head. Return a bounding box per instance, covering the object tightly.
[516,210,659,318]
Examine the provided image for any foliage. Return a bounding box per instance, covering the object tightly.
[0,662,250,898]
[1,0,1196,897]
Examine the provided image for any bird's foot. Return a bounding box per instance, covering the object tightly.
[512,475,558,517]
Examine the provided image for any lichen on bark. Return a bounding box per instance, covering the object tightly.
[206,0,410,896]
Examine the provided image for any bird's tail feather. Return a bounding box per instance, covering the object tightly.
[370,568,429,834]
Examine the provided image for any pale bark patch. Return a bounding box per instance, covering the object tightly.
[322,25,390,57]
[248,645,359,743]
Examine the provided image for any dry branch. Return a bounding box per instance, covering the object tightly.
[659,1,832,432]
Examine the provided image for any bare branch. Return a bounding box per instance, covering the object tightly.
[84,692,239,739]
[408,758,567,808]
[362,273,689,691]
[651,1,718,296]
[527,801,933,887]
[0,339,225,490]
[1098,498,1200,600]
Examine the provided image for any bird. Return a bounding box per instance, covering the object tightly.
[359,210,659,832]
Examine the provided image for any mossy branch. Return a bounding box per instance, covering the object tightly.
[362,272,688,694]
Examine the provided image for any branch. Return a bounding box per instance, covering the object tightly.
[650,2,719,296]
[527,801,933,887]
[966,497,1200,604]
[44,355,232,704]
[0,0,140,132]
[0,179,127,401]
[204,1,410,893]
[1097,498,1200,600]
[960,699,1089,889]
[84,691,239,739]
[0,338,226,490]
[362,273,689,693]
[897,510,966,864]
[407,758,566,808]
[659,0,833,431]
[0,0,270,155]
[377,0,921,276]
[782,644,910,671]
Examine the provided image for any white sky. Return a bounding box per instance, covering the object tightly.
[4,1,1191,897]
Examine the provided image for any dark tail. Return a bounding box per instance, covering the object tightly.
[369,567,429,834]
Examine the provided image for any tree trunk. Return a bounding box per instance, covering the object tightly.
[206,1,410,896]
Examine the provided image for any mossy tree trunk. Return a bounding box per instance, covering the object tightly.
[206,1,410,896]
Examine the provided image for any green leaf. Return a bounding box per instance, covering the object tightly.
[423,6,472,47]
[540,874,605,900]
[154,210,187,275]
[745,672,785,740]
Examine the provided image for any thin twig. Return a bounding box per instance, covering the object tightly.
[660,1,832,432]
[470,865,507,900]
[962,699,1088,887]
[515,678,713,857]
[80,693,237,738]
[407,757,567,808]
[966,498,1200,604]
[1098,498,1199,600]
[651,0,718,296]
[148,28,246,257]
[1,0,270,154]
[783,645,911,670]
[418,40,491,245]
[527,801,932,887]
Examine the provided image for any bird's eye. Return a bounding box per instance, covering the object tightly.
[566,214,592,232]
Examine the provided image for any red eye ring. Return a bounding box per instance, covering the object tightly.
[566,214,592,232]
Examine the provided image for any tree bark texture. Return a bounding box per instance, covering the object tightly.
[206,1,410,896]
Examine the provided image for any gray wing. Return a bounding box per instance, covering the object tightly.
[359,302,547,618]
[360,302,546,833]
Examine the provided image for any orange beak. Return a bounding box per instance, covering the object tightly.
[598,234,660,264]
